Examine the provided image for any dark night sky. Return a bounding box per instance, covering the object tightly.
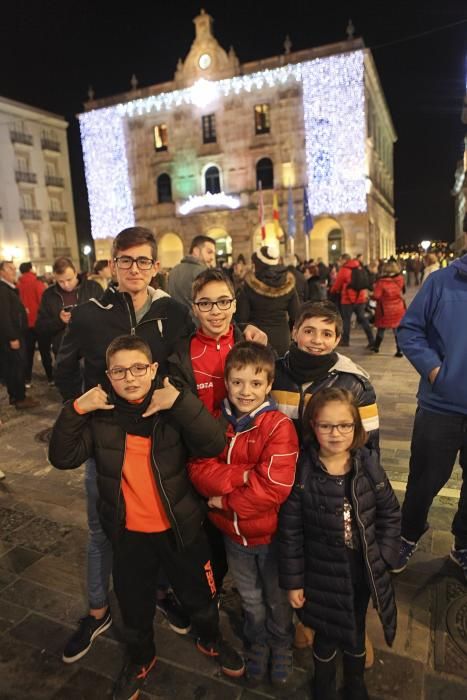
[1,0,466,249]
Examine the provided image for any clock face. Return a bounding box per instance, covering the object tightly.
[198,53,211,70]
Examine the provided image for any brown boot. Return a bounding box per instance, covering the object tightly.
[294,622,314,649]
[15,396,40,410]
[364,632,374,669]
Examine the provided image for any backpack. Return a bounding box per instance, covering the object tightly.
[348,266,370,291]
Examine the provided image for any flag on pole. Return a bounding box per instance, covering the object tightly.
[287,186,296,239]
[258,181,266,240]
[272,192,280,239]
[303,186,313,236]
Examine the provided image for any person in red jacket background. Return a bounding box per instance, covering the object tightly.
[371,261,406,357]
[17,262,53,386]
[189,341,298,686]
[330,254,374,349]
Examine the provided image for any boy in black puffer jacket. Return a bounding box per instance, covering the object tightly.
[49,335,244,700]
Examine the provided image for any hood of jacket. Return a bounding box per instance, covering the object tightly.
[330,353,370,380]
[343,259,361,270]
[245,270,295,297]
[451,254,467,279]
[179,255,206,268]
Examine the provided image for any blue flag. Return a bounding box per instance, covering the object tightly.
[287,186,296,239]
[303,186,313,236]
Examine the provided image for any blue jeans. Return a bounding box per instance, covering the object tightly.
[85,458,113,609]
[224,536,294,649]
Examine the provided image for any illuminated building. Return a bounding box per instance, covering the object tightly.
[0,96,79,272]
[81,10,396,266]
[452,87,467,253]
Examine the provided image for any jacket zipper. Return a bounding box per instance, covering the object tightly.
[225,426,257,546]
[352,470,381,612]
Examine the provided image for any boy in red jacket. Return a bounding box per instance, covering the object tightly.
[189,341,298,686]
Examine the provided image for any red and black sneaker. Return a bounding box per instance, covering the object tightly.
[113,656,157,700]
[196,638,245,677]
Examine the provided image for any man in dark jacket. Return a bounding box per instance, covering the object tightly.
[394,253,467,581]
[35,256,103,361]
[168,234,216,311]
[0,260,40,410]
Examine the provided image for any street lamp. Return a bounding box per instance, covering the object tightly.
[83,244,92,272]
[420,240,431,253]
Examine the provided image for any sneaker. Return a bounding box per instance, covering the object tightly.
[113,656,156,700]
[245,643,269,682]
[25,382,32,389]
[270,647,293,685]
[450,548,467,582]
[62,611,112,663]
[0,469,5,481]
[196,638,245,677]
[15,396,40,410]
[390,536,418,574]
[156,591,191,634]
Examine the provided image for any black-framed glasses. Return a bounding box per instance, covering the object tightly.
[193,298,235,312]
[114,256,154,270]
[314,422,355,435]
[106,363,150,381]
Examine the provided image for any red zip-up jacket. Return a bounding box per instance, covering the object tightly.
[18,271,45,327]
[188,407,298,546]
[331,260,367,305]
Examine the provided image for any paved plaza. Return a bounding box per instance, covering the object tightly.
[0,301,466,699]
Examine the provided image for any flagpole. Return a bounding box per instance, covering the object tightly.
[290,238,295,257]
[305,234,309,261]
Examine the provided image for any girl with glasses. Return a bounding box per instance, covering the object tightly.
[278,388,401,700]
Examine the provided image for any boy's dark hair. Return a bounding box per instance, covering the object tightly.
[294,301,343,337]
[93,259,110,274]
[224,341,275,385]
[106,334,153,366]
[192,268,235,300]
[53,256,75,274]
[189,235,216,254]
[112,227,158,261]
[19,262,33,274]
[303,387,367,450]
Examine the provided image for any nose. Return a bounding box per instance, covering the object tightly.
[329,425,340,434]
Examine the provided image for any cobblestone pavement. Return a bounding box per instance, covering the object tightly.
[0,291,466,699]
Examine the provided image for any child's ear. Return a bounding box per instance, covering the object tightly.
[291,326,297,341]
[150,362,158,378]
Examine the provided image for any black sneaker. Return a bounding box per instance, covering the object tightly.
[113,656,156,700]
[62,611,112,663]
[196,638,245,677]
[156,591,191,634]
[270,646,294,685]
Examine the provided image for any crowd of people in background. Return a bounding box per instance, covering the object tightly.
[1,232,466,700]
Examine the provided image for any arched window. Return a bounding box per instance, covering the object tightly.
[256,158,273,190]
[205,166,221,194]
[157,173,172,203]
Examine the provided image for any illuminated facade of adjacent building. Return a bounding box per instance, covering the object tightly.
[452,91,467,253]
[81,11,396,267]
[0,96,79,272]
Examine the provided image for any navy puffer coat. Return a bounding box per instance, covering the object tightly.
[278,445,400,648]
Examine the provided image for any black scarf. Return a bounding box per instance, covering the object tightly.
[109,379,158,437]
[287,343,338,384]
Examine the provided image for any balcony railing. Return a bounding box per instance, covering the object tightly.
[28,246,46,260]
[52,246,71,258]
[41,138,60,152]
[20,208,42,221]
[15,170,37,184]
[10,131,33,146]
[45,174,64,188]
[49,210,68,222]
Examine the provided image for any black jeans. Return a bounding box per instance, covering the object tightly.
[313,581,370,658]
[1,342,26,402]
[24,328,53,382]
[113,528,220,664]
[402,407,467,548]
[375,328,401,353]
[340,303,374,345]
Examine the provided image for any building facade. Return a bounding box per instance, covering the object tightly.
[81,11,396,267]
[0,96,79,273]
[452,92,467,253]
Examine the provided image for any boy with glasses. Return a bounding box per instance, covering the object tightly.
[49,334,244,700]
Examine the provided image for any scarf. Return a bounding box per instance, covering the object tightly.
[109,379,158,437]
[287,343,338,385]
[221,396,277,433]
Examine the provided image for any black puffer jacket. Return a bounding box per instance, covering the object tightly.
[235,268,299,356]
[54,286,194,400]
[0,280,28,343]
[279,445,400,648]
[48,385,225,549]
[35,278,103,354]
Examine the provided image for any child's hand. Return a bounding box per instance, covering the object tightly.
[288,589,305,608]
[243,324,267,345]
[143,377,180,416]
[76,385,114,414]
[208,496,223,509]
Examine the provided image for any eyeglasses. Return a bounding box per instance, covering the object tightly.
[193,298,235,312]
[114,256,154,270]
[106,363,150,381]
[314,422,355,435]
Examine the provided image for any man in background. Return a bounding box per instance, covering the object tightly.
[168,235,216,311]
[17,262,53,386]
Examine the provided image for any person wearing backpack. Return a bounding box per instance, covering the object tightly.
[330,254,374,349]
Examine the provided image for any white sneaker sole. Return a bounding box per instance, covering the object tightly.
[62,617,112,664]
